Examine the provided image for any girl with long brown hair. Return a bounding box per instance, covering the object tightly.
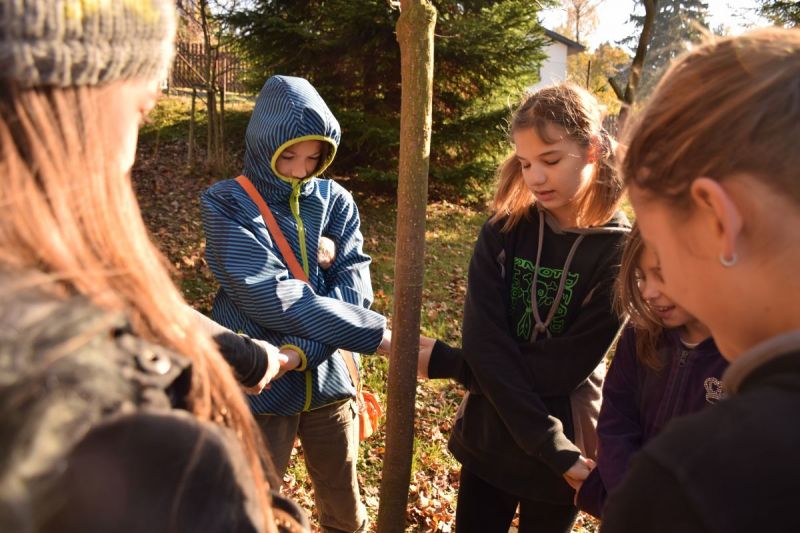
[0,1,300,531]
[418,83,630,532]
[575,226,726,518]
[602,27,800,532]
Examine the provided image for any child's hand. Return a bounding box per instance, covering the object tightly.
[318,236,336,270]
[418,335,436,379]
[377,329,392,355]
[244,340,288,395]
[563,455,596,492]
[273,348,302,380]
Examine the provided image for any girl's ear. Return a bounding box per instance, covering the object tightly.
[689,177,743,264]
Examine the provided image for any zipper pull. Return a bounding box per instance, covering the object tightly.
[678,349,689,367]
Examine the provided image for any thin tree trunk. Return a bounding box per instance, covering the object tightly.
[219,84,226,168]
[189,87,197,167]
[376,2,436,532]
[207,88,216,163]
[615,0,658,128]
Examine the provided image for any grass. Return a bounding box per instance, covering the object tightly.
[134,95,603,532]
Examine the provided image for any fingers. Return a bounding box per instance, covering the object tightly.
[377,329,392,355]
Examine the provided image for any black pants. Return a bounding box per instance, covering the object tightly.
[455,468,578,533]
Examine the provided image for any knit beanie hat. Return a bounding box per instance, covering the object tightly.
[0,0,176,88]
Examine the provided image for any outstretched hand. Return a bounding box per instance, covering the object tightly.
[244,340,288,395]
[375,331,437,380]
[272,348,301,382]
[563,455,596,492]
[418,335,436,379]
[377,328,392,355]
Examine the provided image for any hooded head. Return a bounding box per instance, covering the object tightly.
[243,75,340,187]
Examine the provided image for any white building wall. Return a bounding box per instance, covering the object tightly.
[533,42,569,90]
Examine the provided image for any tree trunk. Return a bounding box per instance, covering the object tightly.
[615,0,658,128]
[188,87,197,167]
[219,84,226,168]
[207,88,216,164]
[376,2,436,532]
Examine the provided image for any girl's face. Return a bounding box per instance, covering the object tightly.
[513,125,595,227]
[275,140,324,180]
[107,79,161,175]
[637,245,697,330]
[630,183,731,345]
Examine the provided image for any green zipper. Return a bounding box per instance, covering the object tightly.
[289,180,310,276]
[286,180,312,411]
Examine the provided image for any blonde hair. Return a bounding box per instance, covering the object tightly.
[492,84,624,231]
[622,27,800,207]
[613,225,665,370]
[0,85,274,527]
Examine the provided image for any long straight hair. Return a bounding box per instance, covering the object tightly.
[492,84,624,231]
[613,226,665,370]
[0,84,274,528]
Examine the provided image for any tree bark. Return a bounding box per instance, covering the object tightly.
[376,2,436,532]
[188,87,197,167]
[617,0,658,128]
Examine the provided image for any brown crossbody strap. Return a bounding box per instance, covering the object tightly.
[235,175,361,390]
[235,175,308,283]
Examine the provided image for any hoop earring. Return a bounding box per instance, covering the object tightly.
[720,252,738,267]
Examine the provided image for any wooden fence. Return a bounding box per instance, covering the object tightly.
[170,41,250,94]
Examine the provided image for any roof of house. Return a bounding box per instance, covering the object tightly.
[543,29,586,53]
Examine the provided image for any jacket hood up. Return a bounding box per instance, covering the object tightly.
[242,75,340,196]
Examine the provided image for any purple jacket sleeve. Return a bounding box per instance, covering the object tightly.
[576,467,606,518]
[581,327,644,516]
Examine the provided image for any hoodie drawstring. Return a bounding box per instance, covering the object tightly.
[529,208,586,342]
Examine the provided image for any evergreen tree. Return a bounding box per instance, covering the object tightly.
[226,0,551,190]
[622,0,709,100]
[757,0,800,27]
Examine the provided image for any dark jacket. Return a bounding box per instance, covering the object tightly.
[192,308,271,388]
[447,206,629,503]
[576,327,727,517]
[601,331,800,533]
[0,275,309,533]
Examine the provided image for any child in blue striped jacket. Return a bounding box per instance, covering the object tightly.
[201,75,389,532]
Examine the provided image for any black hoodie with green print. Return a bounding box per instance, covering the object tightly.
[442,205,629,503]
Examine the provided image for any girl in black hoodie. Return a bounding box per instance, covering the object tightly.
[419,84,629,532]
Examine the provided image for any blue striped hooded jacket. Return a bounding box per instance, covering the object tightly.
[201,75,386,415]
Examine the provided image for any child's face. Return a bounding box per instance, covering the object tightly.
[275,140,324,180]
[108,78,161,176]
[637,245,697,329]
[513,124,595,227]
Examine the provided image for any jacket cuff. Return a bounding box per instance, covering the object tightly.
[535,429,582,475]
[280,344,308,372]
[428,340,462,379]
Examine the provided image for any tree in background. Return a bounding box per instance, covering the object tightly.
[607,0,658,128]
[557,0,602,43]
[226,0,551,193]
[757,0,800,26]
[622,0,709,100]
[176,0,243,171]
[567,42,630,116]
